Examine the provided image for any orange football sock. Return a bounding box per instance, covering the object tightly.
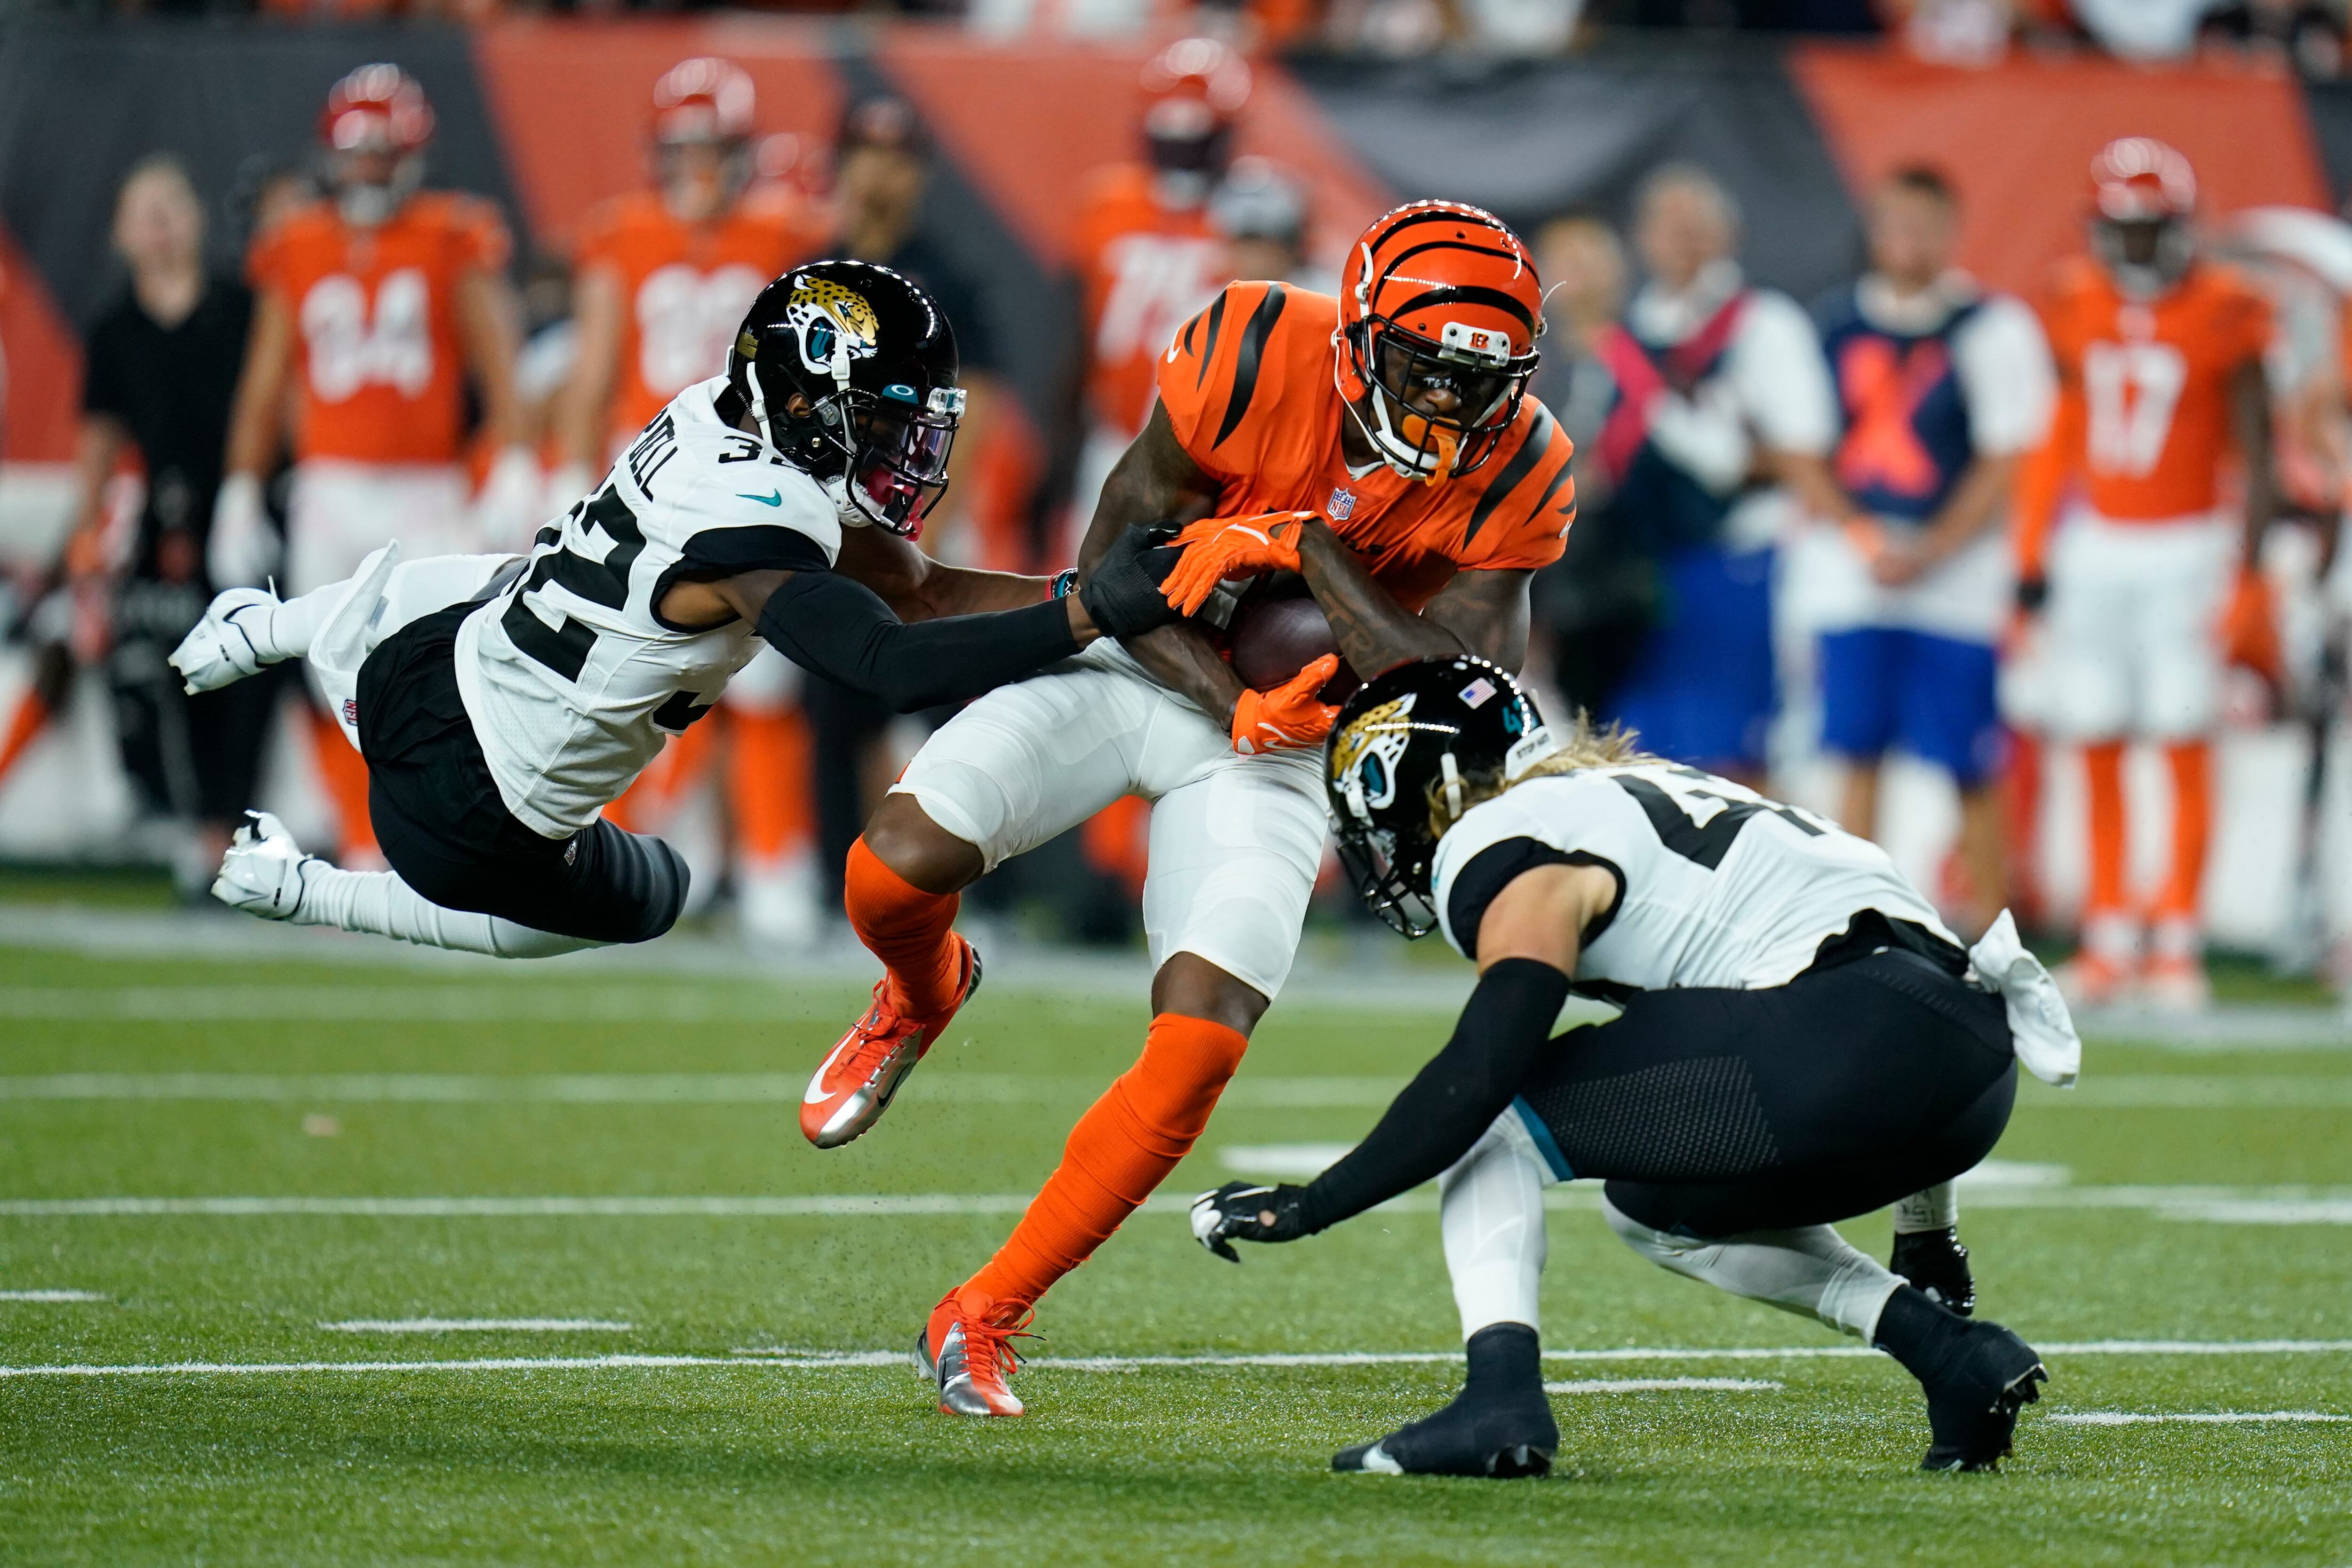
[958,1013,1248,1322]
[309,706,380,864]
[0,691,52,784]
[2152,739,2212,923]
[727,706,812,863]
[2082,739,2128,920]
[845,836,963,1017]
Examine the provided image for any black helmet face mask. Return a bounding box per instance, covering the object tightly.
[1328,691,1449,939]
[843,384,961,533]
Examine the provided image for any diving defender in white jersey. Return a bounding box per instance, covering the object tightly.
[1192,657,2082,1477]
[168,261,1179,958]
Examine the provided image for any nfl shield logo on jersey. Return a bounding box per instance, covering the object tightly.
[1327,487,1356,522]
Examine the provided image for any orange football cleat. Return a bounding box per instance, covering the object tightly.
[914,1290,1032,1417]
[799,935,980,1149]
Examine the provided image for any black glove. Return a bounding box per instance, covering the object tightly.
[1190,1180,1310,1262]
[1890,1227,1975,1317]
[1078,521,1184,641]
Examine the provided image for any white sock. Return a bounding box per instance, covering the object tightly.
[1602,1197,1903,1342]
[1438,1111,1553,1340]
[1893,1181,1959,1235]
[293,865,603,959]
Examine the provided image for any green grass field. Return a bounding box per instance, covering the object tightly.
[2,929,2350,1566]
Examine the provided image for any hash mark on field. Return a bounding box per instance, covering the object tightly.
[0,1290,103,1302]
[1544,1377,1781,1394]
[2049,1411,2352,1425]
[319,1318,633,1333]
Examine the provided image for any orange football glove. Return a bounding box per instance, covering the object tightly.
[1232,655,1342,755]
[2220,566,2284,688]
[1160,510,1319,616]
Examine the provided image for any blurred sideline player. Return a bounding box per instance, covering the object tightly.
[810,202,1576,1419]
[1062,37,1253,554]
[1080,154,1334,901]
[555,57,829,943]
[1594,165,1840,784]
[1807,166,2055,939]
[2015,138,2278,1007]
[171,263,1181,959]
[214,63,535,868]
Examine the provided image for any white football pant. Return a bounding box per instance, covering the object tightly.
[2041,508,2235,742]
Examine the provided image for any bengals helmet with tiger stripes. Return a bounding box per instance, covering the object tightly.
[1337,200,1545,483]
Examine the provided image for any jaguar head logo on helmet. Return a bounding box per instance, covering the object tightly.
[1326,658,1558,937]
[1337,200,1547,485]
[728,259,965,538]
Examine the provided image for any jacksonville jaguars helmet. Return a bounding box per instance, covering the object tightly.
[1326,656,1557,938]
[726,260,964,536]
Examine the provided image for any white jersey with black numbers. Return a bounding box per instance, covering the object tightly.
[457,377,841,838]
[1430,763,1956,992]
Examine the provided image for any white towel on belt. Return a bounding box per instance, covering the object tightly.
[1967,908,2081,1088]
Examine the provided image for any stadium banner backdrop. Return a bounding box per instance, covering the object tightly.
[0,23,2334,480]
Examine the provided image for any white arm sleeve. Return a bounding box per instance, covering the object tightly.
[1729,292,1839,457]
[1952,295,2057,458]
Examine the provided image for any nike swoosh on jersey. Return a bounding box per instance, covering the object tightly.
[737,490,784,507]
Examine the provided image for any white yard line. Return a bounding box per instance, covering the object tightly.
[318,1319,633,1333]
[2048,1411,2351,1425]
[9,1186,2352,1220]
[7,1340,2352,1381]
[1544,1378,1782,1394]
[0,1289,103,1302]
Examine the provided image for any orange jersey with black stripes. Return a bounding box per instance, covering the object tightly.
[248,193,511,464]
[1157,282,1575,610]
[575,191,822,445]
[1074,164,1227,439]
[2034,257,2270,522]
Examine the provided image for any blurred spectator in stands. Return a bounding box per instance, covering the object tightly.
[1804,166,2053,938]
[803,94,1007,909]
[2200,0,2347,76]
[556,57,828,946]
[70,156,281,895]
[217,64,527,870]
[2068,0,2212,57]
[1590,163,1837,784]
[1878,0,2014,62]
[1060,40,1246,554]
[1526,214,1653,722]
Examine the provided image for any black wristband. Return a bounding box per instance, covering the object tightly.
[2015,575,2048,613]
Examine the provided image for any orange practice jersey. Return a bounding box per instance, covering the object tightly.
[1075,165,1229,440]
[576,191,820,446]
[1157,282,1576,610]
[249,193,512,466]
[2018,258,2271,573]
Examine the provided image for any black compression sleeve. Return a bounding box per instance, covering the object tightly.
[1296,958,1572,1234]
[754,569,1079,713]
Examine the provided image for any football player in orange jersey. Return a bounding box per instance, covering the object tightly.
[1061,38,1253,551]
[214,63,532,868]
[803,200,1575,1419]
[556,57,829,945]
[2016,138,2279,1007]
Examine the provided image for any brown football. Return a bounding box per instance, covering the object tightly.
[1229,593,1361,704]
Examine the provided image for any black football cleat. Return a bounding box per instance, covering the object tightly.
[1918,1318,2046,1472]
[1891,1227,1976,1316]
[1332,1386,1557,1479]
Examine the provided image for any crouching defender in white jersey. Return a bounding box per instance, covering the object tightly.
[167,261,1181,957]
[1193,657,2082,1477]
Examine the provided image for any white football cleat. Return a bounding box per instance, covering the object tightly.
[211,810,321,921]
[169,587,282,694]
